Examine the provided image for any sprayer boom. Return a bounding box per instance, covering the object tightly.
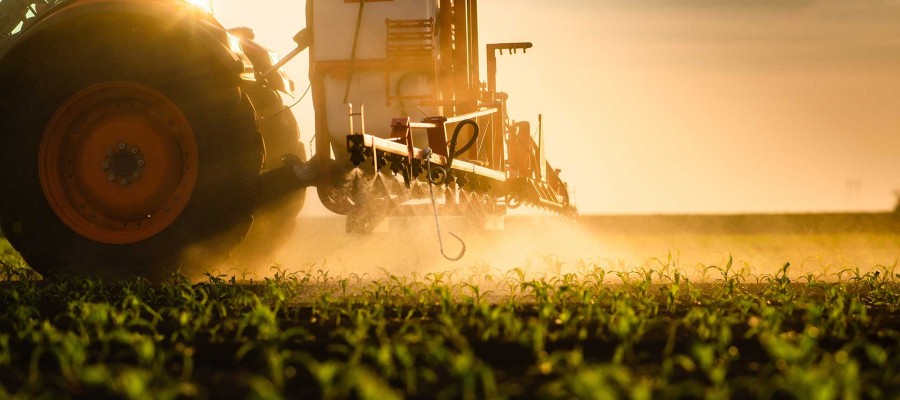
[344,107,572,216]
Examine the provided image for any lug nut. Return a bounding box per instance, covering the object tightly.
[118,142,126,150]
[107,174,115,181]
[101,162,110,170]
[130,146,139,154]
[120,178,129,186]
[136,159,145,167]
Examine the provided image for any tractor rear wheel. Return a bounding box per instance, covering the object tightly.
[0,14,262,281]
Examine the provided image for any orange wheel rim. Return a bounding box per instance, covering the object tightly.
[39,82,199,244]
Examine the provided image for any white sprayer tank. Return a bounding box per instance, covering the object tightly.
[312,0,441,151]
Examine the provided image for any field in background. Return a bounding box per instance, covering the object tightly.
[3,212,900,280]
[575,213,900,278]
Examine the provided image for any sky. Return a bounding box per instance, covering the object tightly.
[213,0,900,215]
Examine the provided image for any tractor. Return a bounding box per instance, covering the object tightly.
[0,0,574,281]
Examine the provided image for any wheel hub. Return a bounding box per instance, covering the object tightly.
[103,143,145,186]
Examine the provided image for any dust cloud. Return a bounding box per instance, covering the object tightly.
[210,211,900,283]
[216,213,603,282]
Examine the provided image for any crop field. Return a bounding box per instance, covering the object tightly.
[1,214,899,399]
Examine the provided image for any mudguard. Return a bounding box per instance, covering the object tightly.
[0,0,253,80]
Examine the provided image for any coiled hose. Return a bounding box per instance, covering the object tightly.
[440,119,479,184]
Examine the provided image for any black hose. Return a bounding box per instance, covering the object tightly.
[441,119,478,185]
[449,119,479,157]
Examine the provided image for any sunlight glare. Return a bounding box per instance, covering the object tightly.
[185,0,212,14]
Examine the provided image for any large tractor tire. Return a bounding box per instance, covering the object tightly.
[0,12,263,281]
